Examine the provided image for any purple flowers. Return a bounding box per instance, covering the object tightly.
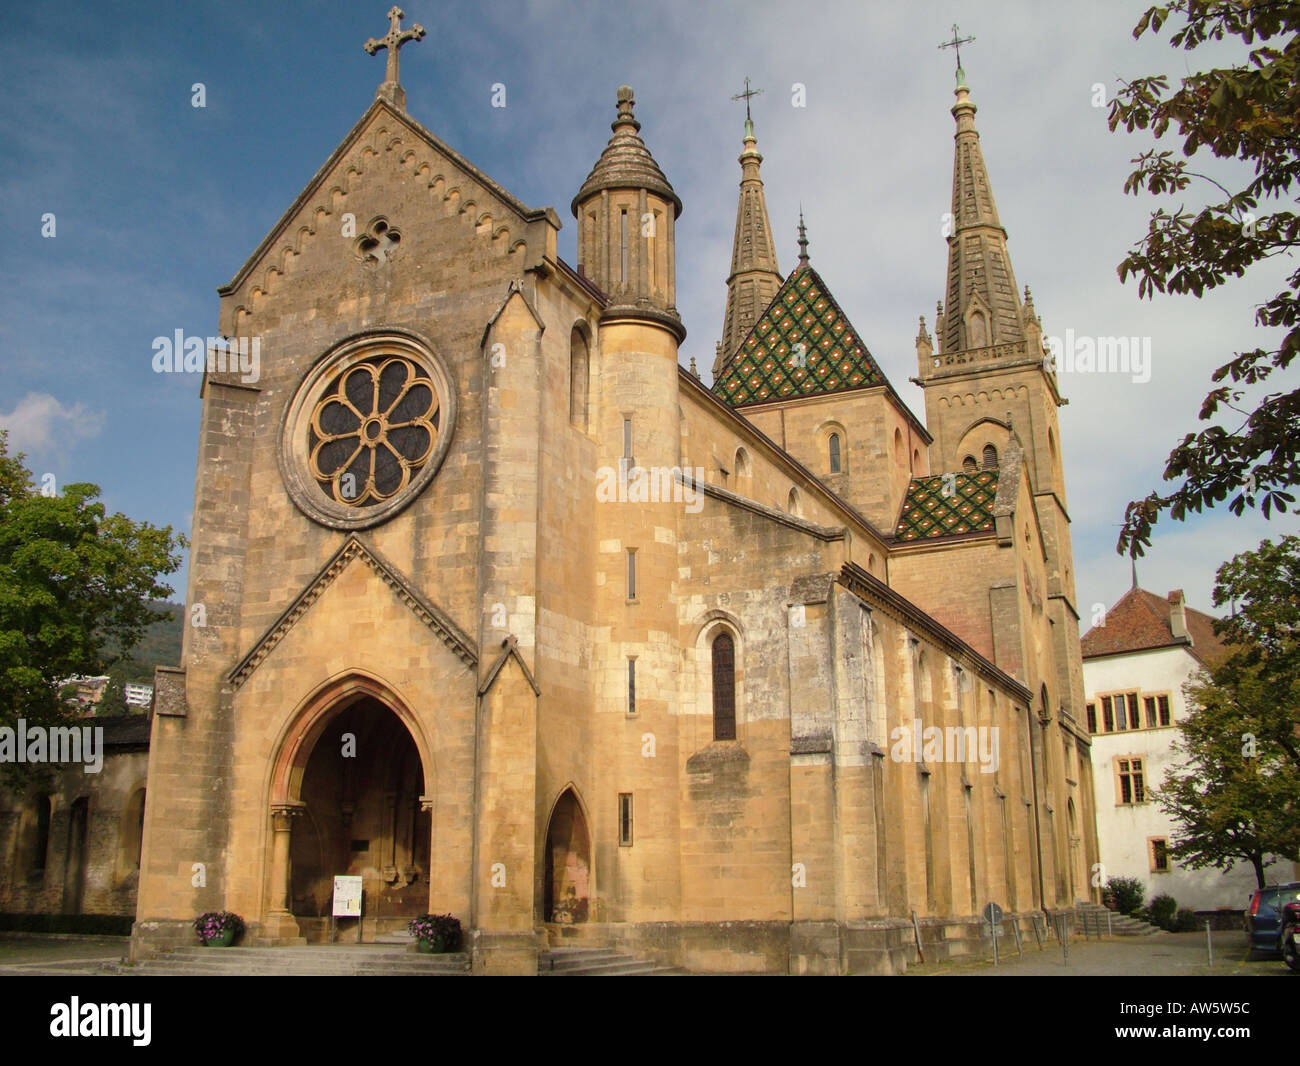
[193,911,245,944]
[407,913,461,951]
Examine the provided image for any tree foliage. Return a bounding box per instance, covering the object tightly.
[1210,533,1300,773]
[0,431,185,730]
[1109,1,1300,556]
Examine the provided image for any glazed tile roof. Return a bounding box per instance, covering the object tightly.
[1080,587,1226,664]
[894,470,999,541]
[712,265,887,406]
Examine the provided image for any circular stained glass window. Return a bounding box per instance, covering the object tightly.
[280,331,456,530]
[309,357,439,506]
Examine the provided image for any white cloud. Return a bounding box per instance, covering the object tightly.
[0,392,105,458]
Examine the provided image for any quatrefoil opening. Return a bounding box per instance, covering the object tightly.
[355,216,402,267]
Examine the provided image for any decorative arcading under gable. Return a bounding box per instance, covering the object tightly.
[233,120,527,326]
[227,535,477,689]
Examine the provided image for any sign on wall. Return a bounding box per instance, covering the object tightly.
[333,875,363,917]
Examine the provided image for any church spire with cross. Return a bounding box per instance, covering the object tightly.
[717,77,783,377]
[914,45,1073,616]
[936,45,1028,358]
[364,6,426,112]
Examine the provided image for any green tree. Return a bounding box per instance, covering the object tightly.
[0,430,185,731]
[1209,533,1300,774]
[95,667,131,718]
[1108,2,1300,557]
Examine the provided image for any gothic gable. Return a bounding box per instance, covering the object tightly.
[216,100,561,333]
[228,535,477,689]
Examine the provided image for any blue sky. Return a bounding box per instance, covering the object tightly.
[0,0,1293,623]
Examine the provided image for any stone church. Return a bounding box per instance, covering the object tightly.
[130,10,1099,974]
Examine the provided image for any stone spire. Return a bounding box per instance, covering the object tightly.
[716,105,783,375]
[941,70,1026,355]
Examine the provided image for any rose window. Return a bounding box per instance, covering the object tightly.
[307,356,440,507]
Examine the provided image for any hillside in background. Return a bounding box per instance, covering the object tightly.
[118,600,184,681]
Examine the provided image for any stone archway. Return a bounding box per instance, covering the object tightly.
[267,677,433,942]
[543,789,591,924]
[1067,796,1087,904]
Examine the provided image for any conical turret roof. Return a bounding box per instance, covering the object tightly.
[572,86,682,217]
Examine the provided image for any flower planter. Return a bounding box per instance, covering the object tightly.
[194,912,244,946]
[408,913,461,954]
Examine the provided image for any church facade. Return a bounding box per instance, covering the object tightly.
[132,11,1099,974]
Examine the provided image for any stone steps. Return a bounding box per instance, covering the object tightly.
[539,946,683,976]
[1075,903,1163,937]
[123,944,470,976]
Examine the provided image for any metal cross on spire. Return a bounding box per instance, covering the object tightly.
[938,23,976,75]
[732,77,764,122]
[364,7,426,90]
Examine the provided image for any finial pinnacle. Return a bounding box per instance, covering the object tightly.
[797,208,809,265]
[612,85,640,132]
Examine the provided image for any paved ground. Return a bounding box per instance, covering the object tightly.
[0,929,1294,976]
[0,934,128,974]
[904,929,1294,977]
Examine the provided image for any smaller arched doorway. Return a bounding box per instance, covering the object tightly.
[543,789,591,924]
[1067,796,1088,903]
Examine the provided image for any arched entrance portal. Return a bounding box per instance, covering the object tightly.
[276,693,430,939]
[544,789,590,924]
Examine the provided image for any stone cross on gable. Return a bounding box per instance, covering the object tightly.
[364,6,426,110]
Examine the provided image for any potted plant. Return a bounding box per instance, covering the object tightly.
[408,913,462,953]
[193,911,244,947]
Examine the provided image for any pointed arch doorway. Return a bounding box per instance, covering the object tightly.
[543,789,591,925]
[268,679,433,942]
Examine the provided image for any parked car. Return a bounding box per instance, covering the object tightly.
[1244,882,1300,952]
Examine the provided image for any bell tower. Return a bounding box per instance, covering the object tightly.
[914,66,1079,644]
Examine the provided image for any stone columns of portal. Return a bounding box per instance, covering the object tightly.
[262,801,307,945]
[419,795,436,913]
[269,803,304,913]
